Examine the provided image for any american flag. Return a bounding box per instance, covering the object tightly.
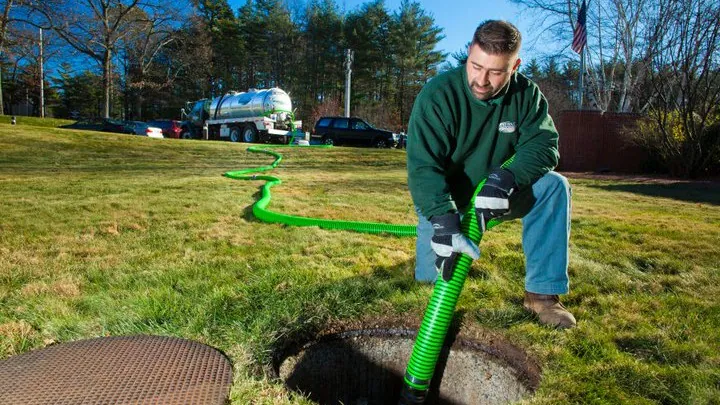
[572,0,588,54]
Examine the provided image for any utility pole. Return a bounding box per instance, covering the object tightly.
[344,49,353,117]
[39,28,44,118]
[0,0,11,117]
[0,56,4,116]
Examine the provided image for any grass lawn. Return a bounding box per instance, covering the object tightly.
[0,115,75,128]
[1,123,719,404]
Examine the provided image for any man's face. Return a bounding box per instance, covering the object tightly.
[465,43,521,101]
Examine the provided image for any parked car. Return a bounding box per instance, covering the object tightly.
[102,118,135,134]
[62,119,104,131]
[130,121,163,138]
[312,116,399,148]
[147,119,182,139]
[62,118,134,134]
[145,126,164,138]
[129,121,147,135]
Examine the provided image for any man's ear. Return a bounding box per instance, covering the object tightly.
[512,58,522,72]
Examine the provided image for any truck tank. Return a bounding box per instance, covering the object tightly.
[209,88,293,121]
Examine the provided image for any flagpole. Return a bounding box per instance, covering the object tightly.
[578,46,584,110]
[574,0,587,110]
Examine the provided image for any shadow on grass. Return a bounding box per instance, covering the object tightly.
[265,260,419,346]
[241,188,262,221]
[588,182,720,205]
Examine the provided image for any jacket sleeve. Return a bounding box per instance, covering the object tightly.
[506,84,559,186]
[407,101,457,219]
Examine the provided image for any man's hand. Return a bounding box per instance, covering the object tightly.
[475,168,516,232]
[430,213,480,282]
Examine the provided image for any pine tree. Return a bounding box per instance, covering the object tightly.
[239,0,298,89]
[300,0,344,117]
[389,0,444,128]
[523,58,542,81]
[194,0,243,95]
[53,63,104,118]
[344,1,392,104]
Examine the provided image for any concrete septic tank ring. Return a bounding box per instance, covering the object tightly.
[0,335,233,405]
[272,328,540,405]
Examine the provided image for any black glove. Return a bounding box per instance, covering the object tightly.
[475,168,516,232]
[430,213,480,282]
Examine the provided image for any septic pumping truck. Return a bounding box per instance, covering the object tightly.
[179,87,304,144]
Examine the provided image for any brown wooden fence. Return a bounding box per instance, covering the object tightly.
[555,110,649,173]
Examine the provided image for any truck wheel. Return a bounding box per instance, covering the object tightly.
[229,126,241,142]
[322,136,334,146]
[242,125,258,143]
[180,130,194,140]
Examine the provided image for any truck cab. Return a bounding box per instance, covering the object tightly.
[180,100,210,139]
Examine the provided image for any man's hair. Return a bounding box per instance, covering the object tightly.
[471,20,522,55]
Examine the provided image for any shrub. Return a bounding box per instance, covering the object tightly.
[629,109,720,177]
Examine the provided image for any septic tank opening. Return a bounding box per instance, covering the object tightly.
[272,328,539,405]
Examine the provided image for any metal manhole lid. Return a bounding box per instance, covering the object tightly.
[0,335,233,405]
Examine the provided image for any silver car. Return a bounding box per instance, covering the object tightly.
[131,121,163,138]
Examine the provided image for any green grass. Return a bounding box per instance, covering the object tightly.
[0,115,75,128]
[1,123,719,404]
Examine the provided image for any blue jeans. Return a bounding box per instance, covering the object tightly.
[414,171,571,295]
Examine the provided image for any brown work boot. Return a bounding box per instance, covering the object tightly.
[523,291,577,329]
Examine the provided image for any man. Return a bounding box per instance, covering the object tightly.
[406,20,575,329]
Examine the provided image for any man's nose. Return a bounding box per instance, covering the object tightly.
[478,70,490,85]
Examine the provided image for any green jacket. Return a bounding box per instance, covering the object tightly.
[407,66,559,219]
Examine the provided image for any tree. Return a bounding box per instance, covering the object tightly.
[119,1,180,119]
[162,15,213,101]
[1,4,53,116]
[0,0,25,115]
[0,0,450,132]
[344,1,392,103]
[0,0,11,114]
[634,0,720,177]
[511,0,660,113]
[194,0,242,95]
[341,1,396,127]
[3,22,63,116]
[299,0,344,116]
[53,63,104,118]
[526,57,577,118]
[389,0,444,127]
[522,58,542,80]
[31,0,166,118]
[239,0,298,90]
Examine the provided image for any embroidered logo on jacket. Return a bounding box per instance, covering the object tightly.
[498,121,516,133]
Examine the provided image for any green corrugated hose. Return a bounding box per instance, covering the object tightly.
[398,161,514,404]
[223,144,417,237]
[224,145,513,404]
